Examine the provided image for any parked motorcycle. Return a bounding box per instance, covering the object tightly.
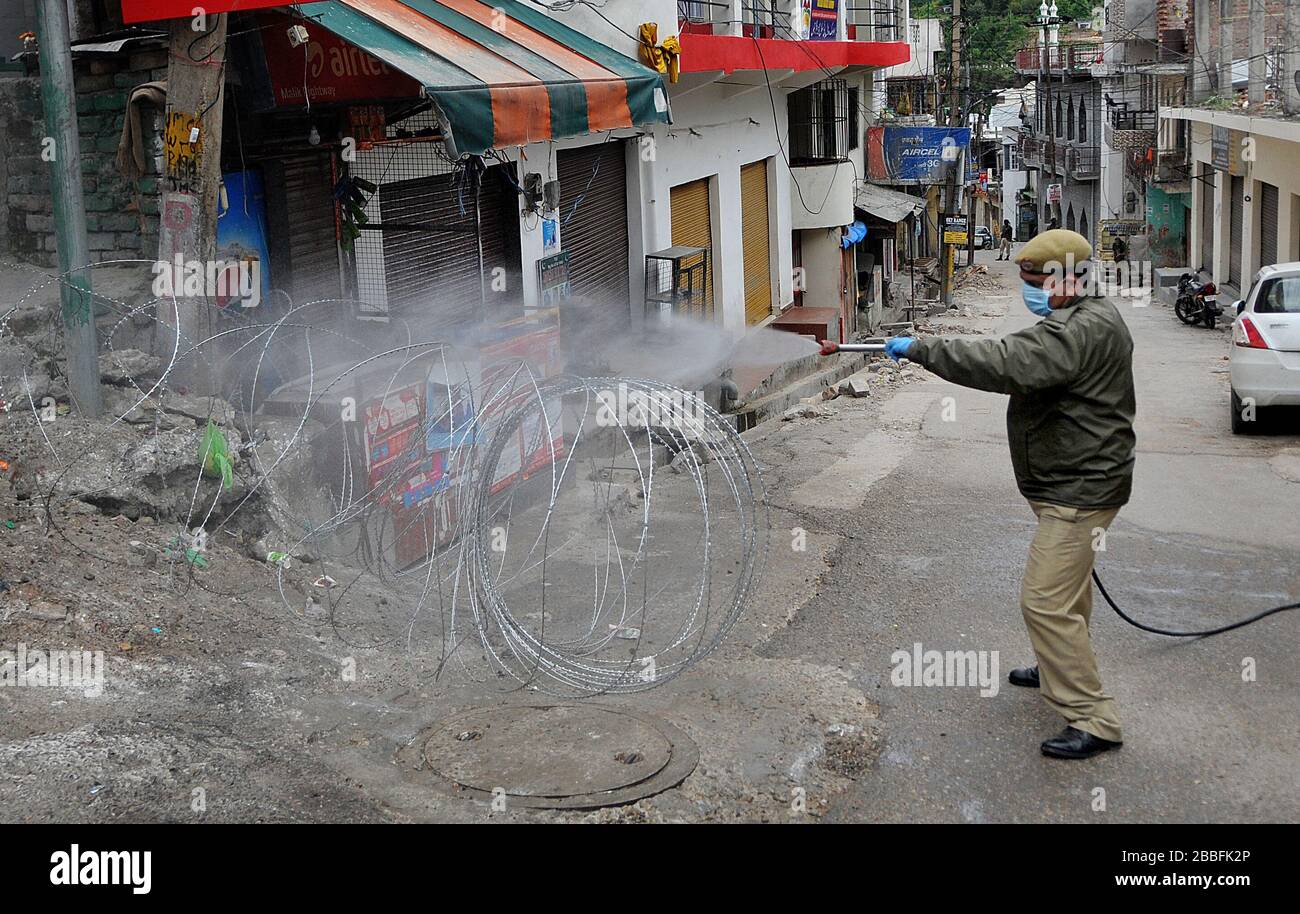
[1174,273,1223,329]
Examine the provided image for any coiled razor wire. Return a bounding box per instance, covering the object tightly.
[0,259,769,697]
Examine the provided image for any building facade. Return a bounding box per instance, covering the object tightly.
[1162,0,1300,295]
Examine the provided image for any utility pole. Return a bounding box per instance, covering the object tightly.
[34,0,102,417]
[1247,0,1264,107]
[157,12,228,376]
[1217,0,1233,101]
[967,107,982,267]
[940,0,962,307]
[1288,0,1300,116]
[1192,0,1212,103]
[1039,1,1059,230]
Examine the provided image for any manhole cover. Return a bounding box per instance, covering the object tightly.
[424,705,673,798]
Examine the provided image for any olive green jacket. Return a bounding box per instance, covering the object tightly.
[908,297,1136,508]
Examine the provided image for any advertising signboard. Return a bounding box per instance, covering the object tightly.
[867,127,972,185]
[942,214,969,245]
[256,12,419,109]
[806,0,840,40]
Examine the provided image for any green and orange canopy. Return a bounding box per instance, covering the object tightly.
[311,0,670,155]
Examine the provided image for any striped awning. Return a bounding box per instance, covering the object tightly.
[310,0,670,155]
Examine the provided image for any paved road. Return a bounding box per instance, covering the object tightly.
[763,256,1300,823]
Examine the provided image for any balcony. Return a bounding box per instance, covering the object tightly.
[675,0,909,79]
[1110,108,1157,131]
[1014,43,1104,76]
[1107,106,1158,151]
[1067,146,1100,180]
[846,1,903,43]
[1153,148,1191,190]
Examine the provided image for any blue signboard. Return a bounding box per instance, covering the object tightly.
[867,127,972,185]
[806,0,838,40]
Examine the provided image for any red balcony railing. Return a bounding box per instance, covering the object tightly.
[1015,44,1103,74]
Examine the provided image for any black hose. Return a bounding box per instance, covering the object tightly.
[1093,570,1300,637]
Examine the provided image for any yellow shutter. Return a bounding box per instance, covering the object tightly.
[740,160,772,326]
[670,179,714,321]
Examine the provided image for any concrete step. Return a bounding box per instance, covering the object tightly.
[725,351,874,431]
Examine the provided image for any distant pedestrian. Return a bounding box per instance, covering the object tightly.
[1112,234,1130,288]
[998,219,1014,260]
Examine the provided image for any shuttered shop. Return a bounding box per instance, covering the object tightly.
[557,142,629,305]
[1229,175,1244,286]
[377,165,514,329]
[670,179,714,320]
[740,160,772,326]
[272,153,342,304]
[1259,182,1279,269]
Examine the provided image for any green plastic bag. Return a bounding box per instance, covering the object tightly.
[199,420,233,490]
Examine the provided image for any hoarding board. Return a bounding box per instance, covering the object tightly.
[806,0,839,40]
[942,214,969,245]
[867,127,971,185]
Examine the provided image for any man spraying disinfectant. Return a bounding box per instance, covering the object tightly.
[821,230,1136,759]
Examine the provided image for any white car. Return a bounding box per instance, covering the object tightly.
[1229,262,1300,433]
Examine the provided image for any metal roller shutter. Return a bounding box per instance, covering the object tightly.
[1201,168,1214,273]
[557,141,629,305]
[281,153,342,304]
[378,164,512,328]
[1259,182,1279,270]
[740,160,773,326]
[1230,175,1244,286]
[670,179,714,320]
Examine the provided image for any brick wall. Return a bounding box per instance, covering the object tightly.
[1,42,165,269]
[1198,0,1290,58]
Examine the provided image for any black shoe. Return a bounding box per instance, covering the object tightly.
[1040,726,1122,760]
[1008,664,1039,688]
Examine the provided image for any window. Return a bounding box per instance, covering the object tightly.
[1079,99,1088,143]
[788,78,850,164]
[1055,98,1063,137]
[1067,100,1075,139]
[1257,277,1300,314]
[887,78,930,117]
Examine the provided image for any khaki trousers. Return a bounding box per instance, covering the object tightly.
[1021,501,1123,742]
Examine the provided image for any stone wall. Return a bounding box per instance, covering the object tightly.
[1,42,165,269]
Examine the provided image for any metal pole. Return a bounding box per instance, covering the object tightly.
[34,0,101,417]
[940,0,961,307]
[475,164,486,312]
[1043,17,1055,229]
[1286,0,1300,116]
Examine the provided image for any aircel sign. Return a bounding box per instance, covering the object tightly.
[867,127,971,185]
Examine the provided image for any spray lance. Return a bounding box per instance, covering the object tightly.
[817,340,888,355]
[814,339,1299,637]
